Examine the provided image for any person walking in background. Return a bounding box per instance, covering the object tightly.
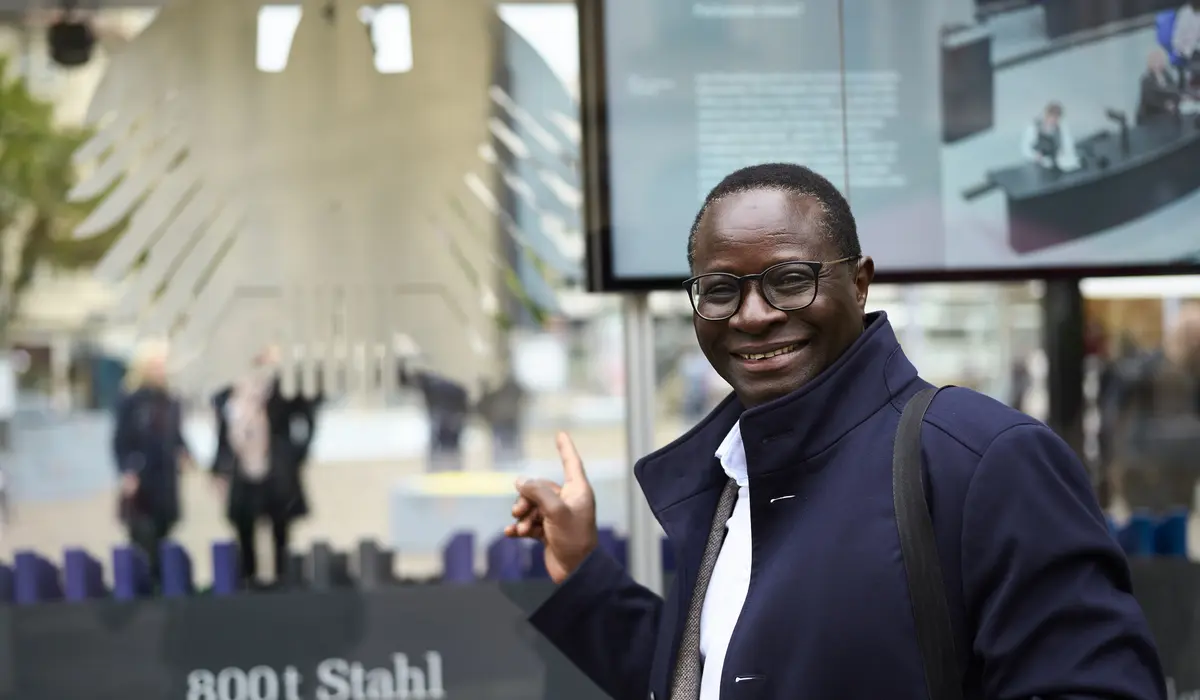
[1104,306,1200,513]
[476,374,528,468]
[112,340,192,587]
[400,361,469,472]
[211,345,320,589]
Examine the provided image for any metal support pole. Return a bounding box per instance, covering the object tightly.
[992,285,1015,403]
[623,293,664,595]
[1042,278,1085,457]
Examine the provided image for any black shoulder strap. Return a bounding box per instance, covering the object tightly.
[893,387,964,700]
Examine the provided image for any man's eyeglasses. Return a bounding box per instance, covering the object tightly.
[683,257,860,321]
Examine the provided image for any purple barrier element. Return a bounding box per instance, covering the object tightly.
[0,563,12,603]
[63,549,106,602]
[211,541,240,596]
[441,532,475,584]
[14,552,62,605]
[1120,512,1158,557]
[485,535,524,581]
[13,553,39,605]
[525,542,550,580]
[160,542,193,598]
[112,546,151,601]
[1156,509,1189,558]
[661,537,676,573]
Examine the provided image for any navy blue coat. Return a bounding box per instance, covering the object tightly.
[113,386,190,526]
[530,313,1164,700]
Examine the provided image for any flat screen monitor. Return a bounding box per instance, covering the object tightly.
[579,0,1200,289]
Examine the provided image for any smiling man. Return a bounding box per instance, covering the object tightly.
[506,163,1165,700]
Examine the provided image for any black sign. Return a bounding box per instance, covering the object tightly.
[0,583,608,700]
[3,564,1198,699]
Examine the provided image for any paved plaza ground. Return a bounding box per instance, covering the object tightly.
[0,414,690,583]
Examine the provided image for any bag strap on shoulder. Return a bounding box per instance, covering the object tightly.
[893,386,964,700]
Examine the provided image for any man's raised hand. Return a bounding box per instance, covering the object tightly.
[504,431,598,583]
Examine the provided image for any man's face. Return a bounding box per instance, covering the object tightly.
[691,189,874,408]
[1044,112,1060,129]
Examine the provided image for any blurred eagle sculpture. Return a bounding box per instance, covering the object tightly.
[68,0,582,402]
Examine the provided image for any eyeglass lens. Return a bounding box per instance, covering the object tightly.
[690,262,817,319]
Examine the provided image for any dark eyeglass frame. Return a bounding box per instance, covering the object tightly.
[682,256,861,321]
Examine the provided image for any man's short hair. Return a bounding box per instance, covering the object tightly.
[687,162,860,269]
[1045,101,1064,118]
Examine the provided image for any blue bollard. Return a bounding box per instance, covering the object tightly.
[485,535,524,581]
[63,548,106,602]
[211,541,240,596]
[441,532,476,584]
[13,552,42,605]
[525,541,550,580]
[1118,512,1158,557]
[160,542,194,598]
[112,546,151,600]
[1155,509,1189,558]
[15,552,62,605]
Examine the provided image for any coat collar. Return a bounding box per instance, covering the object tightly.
[634,311,919,519]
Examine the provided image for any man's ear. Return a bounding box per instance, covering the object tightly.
[854,256,875,311]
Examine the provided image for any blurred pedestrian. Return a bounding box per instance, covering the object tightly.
[477,374,527,468]
[112,340,191,587]
[212,345,320,589]
[400,361,469,472]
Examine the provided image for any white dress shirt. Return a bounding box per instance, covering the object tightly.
[698,421,752,699]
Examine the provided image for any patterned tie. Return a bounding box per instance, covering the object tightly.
[669,478,739,700]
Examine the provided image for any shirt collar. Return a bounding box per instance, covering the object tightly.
[715,421,749,487]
